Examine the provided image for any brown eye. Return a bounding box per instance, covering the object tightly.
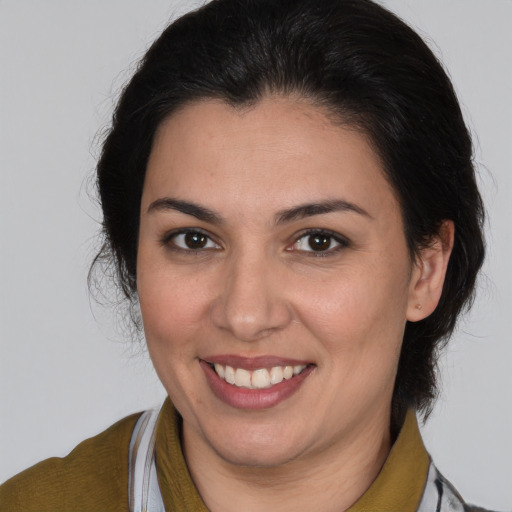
[168,231,220,251]
[308,234,331,251]
[184,232,207,249]
[292,230,348,254]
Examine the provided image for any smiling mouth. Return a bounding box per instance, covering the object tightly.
[206,362,309,390]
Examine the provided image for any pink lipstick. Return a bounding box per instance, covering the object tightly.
[200,356,314,410]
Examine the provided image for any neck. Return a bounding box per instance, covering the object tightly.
[183,410,392,512]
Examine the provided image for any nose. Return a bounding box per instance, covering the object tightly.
[211,251,293,342]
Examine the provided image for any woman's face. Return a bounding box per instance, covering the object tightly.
[137,97,425,468]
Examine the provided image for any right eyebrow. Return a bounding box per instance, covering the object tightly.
[274,199,372,225]
[146,197,225,224]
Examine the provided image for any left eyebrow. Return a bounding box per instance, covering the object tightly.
[275,199,372,225]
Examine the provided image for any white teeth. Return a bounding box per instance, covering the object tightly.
[214,363,225,379]
[270,366,284,385]
[293,365,303,376]
[211,363,307,389]
[225,365,236,385]
[235,368,251,387]
[252,369,271,389]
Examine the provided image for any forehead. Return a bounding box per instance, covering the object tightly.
[143,96,398,221]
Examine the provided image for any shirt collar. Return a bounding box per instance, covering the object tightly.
[155,399,429,511]
[346,408,430,512]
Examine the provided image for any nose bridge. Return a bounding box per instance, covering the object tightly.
[212,245,291,341]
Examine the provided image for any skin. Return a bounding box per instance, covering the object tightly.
[137,96,453,512]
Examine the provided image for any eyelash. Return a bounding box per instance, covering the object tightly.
[161,228,350,256]
[161,229,221,252]
[289,229,350,256]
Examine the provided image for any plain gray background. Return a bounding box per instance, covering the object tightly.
[1,1,511,510]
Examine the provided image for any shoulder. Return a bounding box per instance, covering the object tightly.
[0,412,141,512]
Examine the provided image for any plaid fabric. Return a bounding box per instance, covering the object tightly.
[128,406,496,512]
[418,463,496,512]
[129,408,165,512]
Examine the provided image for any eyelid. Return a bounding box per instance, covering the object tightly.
[161,228,222,251]
[160,227,349,255]
[288,228,350,255]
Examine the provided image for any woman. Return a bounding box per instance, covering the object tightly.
[0,0,499,510]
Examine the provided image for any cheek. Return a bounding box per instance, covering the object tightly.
[296,262,409,363]
[137,264,213,409]
[137,261,213,351]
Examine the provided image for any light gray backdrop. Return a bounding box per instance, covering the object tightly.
[1,1,511,510]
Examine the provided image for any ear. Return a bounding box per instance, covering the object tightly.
[407,220,454,322]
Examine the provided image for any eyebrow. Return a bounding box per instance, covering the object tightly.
[147,197,224,224]
[275,199,372,224]
[146,197,371,225]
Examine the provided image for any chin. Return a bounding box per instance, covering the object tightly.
[203,419,313,468]
[216,440,304,469]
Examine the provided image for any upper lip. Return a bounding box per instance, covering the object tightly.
[202,355,313,371]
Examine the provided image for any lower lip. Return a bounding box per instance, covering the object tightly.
[200,360,314,410]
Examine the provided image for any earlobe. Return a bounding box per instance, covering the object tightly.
[406,220,454,322]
